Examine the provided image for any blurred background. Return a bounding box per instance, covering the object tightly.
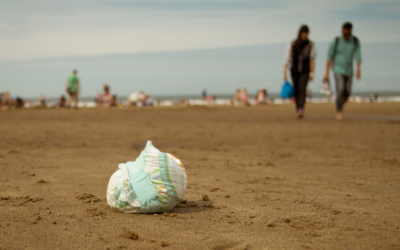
[0,0,399,99]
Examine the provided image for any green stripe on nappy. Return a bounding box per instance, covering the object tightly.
[158,153,177,205]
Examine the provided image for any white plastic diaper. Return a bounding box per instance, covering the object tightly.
[106,141,187,213]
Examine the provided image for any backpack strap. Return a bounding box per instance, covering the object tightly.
[332,37,339,63]
[353,36,359,47]
[353,36,359,54]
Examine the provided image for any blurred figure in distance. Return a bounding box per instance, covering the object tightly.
[66,70,81,108]
[57,95,67,108]
[103,84,111,106]
[202,89,207,100]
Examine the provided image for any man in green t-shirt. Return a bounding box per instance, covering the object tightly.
[324,22,362,120]
[65,70,81,108]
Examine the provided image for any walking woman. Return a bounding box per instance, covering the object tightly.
[283,25,316,119]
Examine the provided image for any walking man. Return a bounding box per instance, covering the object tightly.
[66,70,81,108]
[324,22,361,120]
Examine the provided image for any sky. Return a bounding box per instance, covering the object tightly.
[0,0,399,97]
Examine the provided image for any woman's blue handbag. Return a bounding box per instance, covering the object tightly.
[280,81,294,98]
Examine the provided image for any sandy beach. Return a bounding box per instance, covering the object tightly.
[0,103,399,250]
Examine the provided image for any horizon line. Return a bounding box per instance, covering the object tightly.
[21,90,400,100]
[2,40,400,64]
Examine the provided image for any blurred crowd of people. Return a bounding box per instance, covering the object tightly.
[0,91,25,109]
[127,91,156,107]
[0,91,69,110]
[93,84,157,107]
[233,88,272,106]
[1,85,381,110]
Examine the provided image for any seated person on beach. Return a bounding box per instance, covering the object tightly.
[234,88,242,105]
[39,95,46,107]
[0,92,4,108]
[57,95,67,108]
[139,91,150,106]
[255,89,267,106]
[5,91,13,106]
[203,95,215,104]
[241,88,250,106]
[95,92,103,106]
[0,91,16,109]
[211,95,217,104]
[139,91,146,103]
[110,95,118,107]
[6,92,25,108]
[14,94,25,108]
[178,98,188,105]
[145,95,155,106]
[264,89,272,103]
[1,92,10,109]
[128,91,139,106]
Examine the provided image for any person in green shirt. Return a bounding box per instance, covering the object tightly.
[324,22,362,120]
[65,70,81,108]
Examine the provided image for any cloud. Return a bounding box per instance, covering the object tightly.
[0,0,399,61]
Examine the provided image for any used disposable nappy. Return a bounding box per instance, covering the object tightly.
[106,141,187,213]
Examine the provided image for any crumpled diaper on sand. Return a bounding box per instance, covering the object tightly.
[106,141,187,213]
